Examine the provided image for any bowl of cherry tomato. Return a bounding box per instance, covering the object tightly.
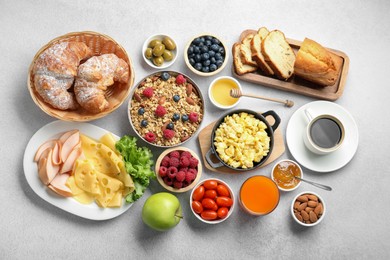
[190,178,235,224]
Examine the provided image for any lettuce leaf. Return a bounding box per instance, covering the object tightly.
[115,135,155,203]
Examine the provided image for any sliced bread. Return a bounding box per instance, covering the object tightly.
[240,33,257,67]
[262,30,295,80]
[233,42,257,75]
[250,27,274,76]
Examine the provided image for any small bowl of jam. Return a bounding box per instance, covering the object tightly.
[271,159,302,192]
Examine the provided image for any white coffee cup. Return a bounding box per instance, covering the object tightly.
[303,108,345,155]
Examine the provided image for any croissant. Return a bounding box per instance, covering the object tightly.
[74,54,129,113]
[33,42,92,110]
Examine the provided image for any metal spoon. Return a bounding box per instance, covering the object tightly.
[294,176,332,191]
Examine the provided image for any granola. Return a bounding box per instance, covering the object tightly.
[129,72,203,147]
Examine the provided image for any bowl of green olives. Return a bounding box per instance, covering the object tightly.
[143,34,178,69]
[184,34,228,76]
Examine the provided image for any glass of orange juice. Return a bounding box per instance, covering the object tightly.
[239,175,280,216]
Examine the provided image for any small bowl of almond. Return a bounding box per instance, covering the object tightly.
[291,191,326,227]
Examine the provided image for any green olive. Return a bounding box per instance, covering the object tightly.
[152,56,164,66]
[162,37,176,50]
[162,49,174,61]
[152,43,165,57]
[148,39,162,48]
[144,48,153,59]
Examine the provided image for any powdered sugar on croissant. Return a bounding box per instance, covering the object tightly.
[33,42,92,110]
[74,54,129,113]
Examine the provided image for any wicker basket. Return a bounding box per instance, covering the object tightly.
[27,31,135,122]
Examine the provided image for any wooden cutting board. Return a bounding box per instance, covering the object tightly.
[197,114,285,173]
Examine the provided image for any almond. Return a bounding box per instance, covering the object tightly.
[186,97,195,105]
[180,135,190,142]
[297,202,307,212]
[301,210,309,221]
[294,201,301,210]
[305,207,314,213]
[134,93,142,102]
[158,96,166,105]
[297,195,308,203]
[314,203,323,215]
[308,201,318,208]
[309,211,318,223]
[295,212,303,222]
[308,194,318,201]
[186,84,193,96]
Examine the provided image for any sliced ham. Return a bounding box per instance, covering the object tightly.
[51,141,62,165]
[34,139,56,162]
[60,130,80,163]
[59,129,79,144]
[48,173,72,197]
[60,144,82,174]
[38,148,60,185]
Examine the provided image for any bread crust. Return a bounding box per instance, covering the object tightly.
[233,43,257,75]
[250,27,274,76]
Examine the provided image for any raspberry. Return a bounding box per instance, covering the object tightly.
[142,87,154,98]
[173,181,183,189]
[158,166,168,178]
[161,156,170,167]
[179,156,190,167]
[185,172,196,183]
[182,181,190,188]
[175,171,186,182]
[189,157,199,168]
[169,151,180,159]
[169,157,180,168]
[175,74,186,85]
[181,151,192,159]
[144,132,156,143]
[179,167,188,173]
[164,177,173,186]
[188,168,198,175]
[155,105,167,117]
[167,166,178,179]
[163,129,175,139]
[189,112,199,123]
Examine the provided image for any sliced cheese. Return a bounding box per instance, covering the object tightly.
[74,159,101,196]
[95,171,124,207]
[66,176,95,204]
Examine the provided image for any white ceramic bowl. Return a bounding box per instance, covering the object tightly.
[208,76,242,110]
[142,34,178,69]
[184,34,228,77]
[190,178,235,224]
[271,159,302,192]
[291,191,326,227]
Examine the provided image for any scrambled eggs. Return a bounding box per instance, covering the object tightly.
[214,112,270,169]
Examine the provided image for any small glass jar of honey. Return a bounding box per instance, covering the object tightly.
[271,159,302,191]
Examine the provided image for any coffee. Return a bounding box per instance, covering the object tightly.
[310,118,342,149]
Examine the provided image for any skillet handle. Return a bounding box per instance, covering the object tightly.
[205,148,224,169]
[262,110,281,132]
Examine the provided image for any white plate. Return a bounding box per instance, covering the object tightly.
[23,120,133,220]
[286,101,359,172]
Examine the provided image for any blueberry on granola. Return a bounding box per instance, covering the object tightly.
[172,113,180,121]
[141,119,148,127]
[173,95,180,102]
[182,114,189,122]
[167,123,174,130]
[138,107,145,115]
[161,72,170,81]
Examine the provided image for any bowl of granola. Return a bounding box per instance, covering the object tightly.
[128,71,204,147]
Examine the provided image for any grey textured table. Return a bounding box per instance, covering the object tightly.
[1,0,389,259]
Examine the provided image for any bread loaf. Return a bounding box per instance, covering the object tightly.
[240,33,257,67]
[262,30,295,80]
[233,43,257,75]
[294,38,341,86]
[250,27,274,76]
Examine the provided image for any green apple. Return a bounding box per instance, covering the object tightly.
[142,192,182,231]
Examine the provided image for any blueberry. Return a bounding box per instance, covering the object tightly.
[194,63,202,71]
[189,58,195,66]
[199,37,205,43]
[201,45,208,53]
[173,95,180,102]
[167,123,174,130]
[182,114,189,122]
[203,59,211,66]
[187,46,194,55]
[215,52,222,60]
[193,38,201,45]
[194,54,202,62]
[205,40,212,46]
[198,42,204,48]
[201,52,210,61]
[218,47,225,55]
[172,113,180,121]
[140,120,148,127]
[161,72,170,81]
[211,44,219,52]
[205,36,213,41]
[212,38,220,45]
[208,50,215,57]
[188,53,195,59]
[216,60,223,68]
[210,64,217,72]
[201,66,210,73]
[210,57,216,64]
[193,46,200,54]
[138,107,145,115]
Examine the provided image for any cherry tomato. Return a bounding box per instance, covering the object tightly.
[201,210,218,220]
[191,201,203,214]
[217,207,229,219]
[192,185,205,201]
[204,189,217,199]
[216,184,230,197]
[216,196,233,207]
[202,198,217,210]
[203,180,218,190]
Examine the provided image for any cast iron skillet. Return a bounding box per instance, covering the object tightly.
[205,109,281,171]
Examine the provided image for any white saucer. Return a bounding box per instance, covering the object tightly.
[286,101,359,173]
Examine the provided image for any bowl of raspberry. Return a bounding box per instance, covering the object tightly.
[155,147,202,193]
[128,71,204,147]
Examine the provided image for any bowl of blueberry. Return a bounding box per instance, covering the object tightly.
[128,71,204,147]
[184,34,228,76]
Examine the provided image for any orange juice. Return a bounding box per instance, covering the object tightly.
[210,78,239,107]
[239,175,280,215]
